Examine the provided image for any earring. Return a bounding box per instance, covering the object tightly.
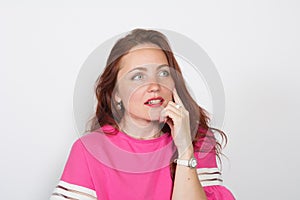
[116,101,122,110]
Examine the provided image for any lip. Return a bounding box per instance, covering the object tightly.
[144,97,164,107]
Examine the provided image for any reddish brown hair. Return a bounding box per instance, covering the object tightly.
[86,28,227,180]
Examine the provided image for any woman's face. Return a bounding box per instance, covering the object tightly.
[115,43,175,123]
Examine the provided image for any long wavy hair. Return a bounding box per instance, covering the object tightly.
[86,28,227,181]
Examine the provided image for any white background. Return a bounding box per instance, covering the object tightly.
[1,1,299,199]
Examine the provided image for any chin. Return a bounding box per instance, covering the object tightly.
[147,115,161,122]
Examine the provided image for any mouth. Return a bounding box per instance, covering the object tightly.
[144,97,164,107]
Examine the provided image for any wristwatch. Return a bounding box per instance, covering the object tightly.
[174,157,198,168]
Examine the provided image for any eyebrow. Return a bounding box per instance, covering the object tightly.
[127,64,170,73]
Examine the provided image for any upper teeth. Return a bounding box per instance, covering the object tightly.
[148,99,161,104]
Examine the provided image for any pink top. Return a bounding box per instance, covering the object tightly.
[50,125,235,200]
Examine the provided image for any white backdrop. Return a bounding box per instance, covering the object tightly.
[1,1,299,199]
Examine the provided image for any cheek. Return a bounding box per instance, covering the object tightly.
[118,81,137,99]
[119,84,144,108]
[161,79,175,94]
[128,89,144,104]
[163,88,174,102]
[126,90,146,114]
[161,81,175,103]
[160,76,175,87]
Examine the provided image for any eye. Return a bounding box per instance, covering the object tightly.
[131,73,144,80]
[158,70,170,77]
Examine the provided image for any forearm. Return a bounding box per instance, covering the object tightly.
[171,146,207,200]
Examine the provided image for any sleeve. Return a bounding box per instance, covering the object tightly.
[50,139,98,200]
[194,129,236,200]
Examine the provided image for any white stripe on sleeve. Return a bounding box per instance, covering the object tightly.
[50,180,97,200]
[197,167,223,187]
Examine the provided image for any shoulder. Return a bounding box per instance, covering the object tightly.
[64,131,106,167]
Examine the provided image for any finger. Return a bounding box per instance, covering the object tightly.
[160,107,181,123]
[160,102,182,123]
[173,88,185,108]
[165,117,174,131]
[167,101,185,114]
[159,113,167,123]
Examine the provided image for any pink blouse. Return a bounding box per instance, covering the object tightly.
[50,125,235,200]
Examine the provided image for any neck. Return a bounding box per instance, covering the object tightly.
[119,114,164,139]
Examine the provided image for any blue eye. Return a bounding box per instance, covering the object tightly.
[159,70,170,77]
[132,73,144,80]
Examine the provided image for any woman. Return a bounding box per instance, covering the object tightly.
[50,29,235,200]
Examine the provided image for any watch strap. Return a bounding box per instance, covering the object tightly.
[174,159,189,167]
[174,157,197,168]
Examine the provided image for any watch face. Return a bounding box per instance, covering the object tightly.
[190,158,197,168]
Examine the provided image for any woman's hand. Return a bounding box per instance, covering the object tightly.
[160,88,194,157]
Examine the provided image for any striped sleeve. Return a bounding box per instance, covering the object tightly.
[197,167,223,187]
[194,129,236,199]
[50,181,97,200]
[195,154,235,199]
[50,139,98,200]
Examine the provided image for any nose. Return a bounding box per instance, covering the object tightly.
[147,79,161,92]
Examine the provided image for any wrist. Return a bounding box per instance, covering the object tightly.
[174,153,198,168]
[178,145,194,159]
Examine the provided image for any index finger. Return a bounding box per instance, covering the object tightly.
[173,88,184,106]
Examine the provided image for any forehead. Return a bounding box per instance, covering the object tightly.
[118,44,169,73]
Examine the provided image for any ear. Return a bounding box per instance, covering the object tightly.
[114,92,121,103]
